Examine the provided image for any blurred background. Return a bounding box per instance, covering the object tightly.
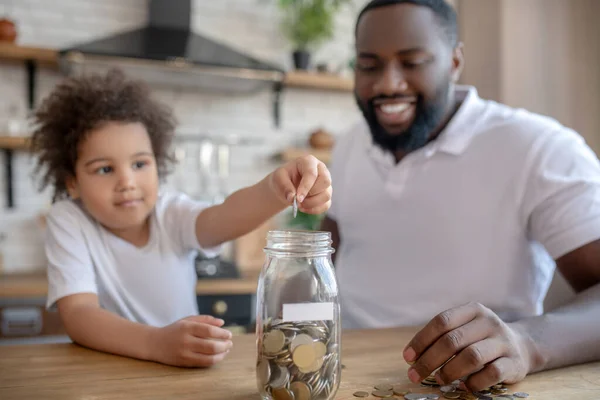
[0,0,598,341]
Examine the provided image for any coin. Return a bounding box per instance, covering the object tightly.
[374,384,393,391]
[440,385,455,393]
[392,385,410,396]
[257,359,270,385]
[258,319,339,399]
[293,195,298,218]
[293,344,317,369]
[443,393,460,399]
[269,364,290,389]
[290,381,311,400]
[290,333,314,352]
[353,391,370,398]
[272,387,295,400]
[513,393,529,398]
[405,394,429,400]
[263,329,286,354]
[372,389,394,398]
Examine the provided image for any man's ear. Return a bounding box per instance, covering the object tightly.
[451,42,465,84]
[66,175,80,199]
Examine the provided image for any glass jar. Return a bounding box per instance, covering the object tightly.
[255,230,341,400]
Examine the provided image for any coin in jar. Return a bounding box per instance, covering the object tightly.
[263,330,286,354]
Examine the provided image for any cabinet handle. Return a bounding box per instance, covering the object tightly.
[212,300,228,316]
[1,307,42,336]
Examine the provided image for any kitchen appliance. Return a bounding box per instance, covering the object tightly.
[57,0,284,94]
[173,134,263,280]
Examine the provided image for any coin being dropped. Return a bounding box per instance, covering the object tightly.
[293,195,298,218]
[374,384,393,391]
[513,393,529,398]
[353,391,369,398]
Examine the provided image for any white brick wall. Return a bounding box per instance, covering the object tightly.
[0,0,368,272]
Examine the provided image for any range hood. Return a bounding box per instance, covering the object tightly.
[58,0,285,94]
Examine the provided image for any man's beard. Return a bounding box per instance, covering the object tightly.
[355,83,451,154]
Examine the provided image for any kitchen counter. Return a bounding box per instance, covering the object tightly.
[0,271,260,299]
[1,327,599,399]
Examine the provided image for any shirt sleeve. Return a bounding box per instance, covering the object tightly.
[522,129,600,260]
[160,192,222,258]
[45,201,97,311]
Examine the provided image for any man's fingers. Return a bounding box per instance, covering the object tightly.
[404,302,486,363]
[409,316,495,383]
[436,337,509,385]
[463,356,515,392]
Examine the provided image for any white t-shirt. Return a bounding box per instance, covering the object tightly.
[329,85,600,329]
[45,191,220,327]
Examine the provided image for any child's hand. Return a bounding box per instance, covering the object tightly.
[270,155,332,215]
[150,315,233,367]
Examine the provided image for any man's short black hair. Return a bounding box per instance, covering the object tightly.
[355,0,458,47]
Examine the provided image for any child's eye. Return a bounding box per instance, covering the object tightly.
[133,161,147,170]
[96,166,113,175]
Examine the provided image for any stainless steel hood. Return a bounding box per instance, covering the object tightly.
[58,0,285,94]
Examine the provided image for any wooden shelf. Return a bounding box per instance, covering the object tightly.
[0,136,30,151]
[0,44,353,92]
[0,43,59,67]
[284,70,353,92]
[279,147,332,164]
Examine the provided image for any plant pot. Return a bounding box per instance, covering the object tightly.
[292,50,311,70]
[0,18,17,43]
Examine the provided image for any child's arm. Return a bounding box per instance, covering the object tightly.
[58,293,233,367]
[195,155,332,248]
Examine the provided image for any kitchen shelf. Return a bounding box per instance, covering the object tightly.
[284,70,353,92]
[0,43,59,67]
[279,147,332,164]
[0,136,31,151]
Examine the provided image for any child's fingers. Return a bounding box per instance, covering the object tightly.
[305,162,332,197]
[299,188,332,212]
[189,337,233,355]
[191,322,233,340]
[186,315,225,327]
[295,157,321,202]
[181,349,230,368]
[273,167,296,203]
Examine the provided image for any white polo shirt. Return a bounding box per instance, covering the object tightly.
[329,86,600,329]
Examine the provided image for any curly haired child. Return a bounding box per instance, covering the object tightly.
[31,69,332,368]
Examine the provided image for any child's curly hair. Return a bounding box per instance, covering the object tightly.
[31,68,176,201]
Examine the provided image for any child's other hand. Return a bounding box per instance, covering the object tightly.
[270,155,332,215]
[150,315,233,367]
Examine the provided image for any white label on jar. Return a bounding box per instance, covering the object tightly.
[283,302,334,322]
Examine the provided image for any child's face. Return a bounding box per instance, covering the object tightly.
[67,121,159,233]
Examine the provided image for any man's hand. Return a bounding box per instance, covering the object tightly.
[269,155,332,215]
[403,302,537,391]
[150,315,233,367]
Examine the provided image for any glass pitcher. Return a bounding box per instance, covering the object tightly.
[255,230,341,400]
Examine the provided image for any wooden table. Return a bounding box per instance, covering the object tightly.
[1,327,599,400]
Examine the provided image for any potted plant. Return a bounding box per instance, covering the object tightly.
[275,0,353,70]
